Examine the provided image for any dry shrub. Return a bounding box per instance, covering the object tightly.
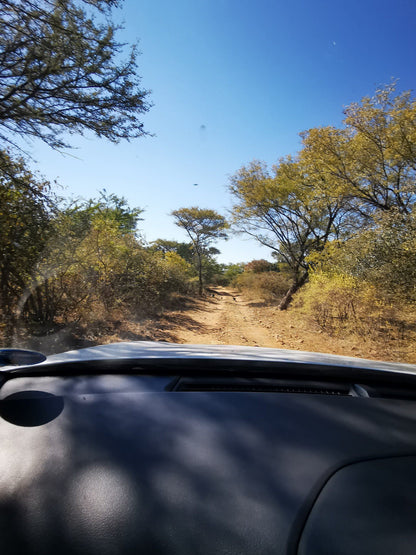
[296,271,414,341]
[234,271,291,302]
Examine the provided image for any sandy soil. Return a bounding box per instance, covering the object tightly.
[169,287,278,347]
[143,286,415,363]
[23,286,414,362]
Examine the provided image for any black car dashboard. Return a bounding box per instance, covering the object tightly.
[1,351,416,554]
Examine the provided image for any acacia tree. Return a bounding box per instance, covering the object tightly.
[0,0,152,341]
[300,84,416,219]
[0,0,150,150]
[230,84,416,309]
[229,159,348,309]
[171,207,228,295]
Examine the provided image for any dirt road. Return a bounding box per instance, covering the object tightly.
[20,288,414,363]
[170,287,280,347]
[154,286,313,350]
[149,286,411,362]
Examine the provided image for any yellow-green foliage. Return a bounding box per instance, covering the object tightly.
[308,210,416,304]
[297,271,407,340]
[221,263,244,285]
[14,200,198,331]
[234,271,291,302]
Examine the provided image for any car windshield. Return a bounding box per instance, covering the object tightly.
[0,0,415,364]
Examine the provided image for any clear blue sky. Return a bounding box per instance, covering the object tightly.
[31,0,416,263]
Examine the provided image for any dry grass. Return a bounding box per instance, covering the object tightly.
[3,289,416,364]
[247,299,416,364]
[234,271,291,303]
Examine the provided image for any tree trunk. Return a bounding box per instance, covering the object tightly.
[278,271,309,310]
[197,251,203,296]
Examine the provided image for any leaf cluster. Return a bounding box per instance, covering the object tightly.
[229,158,347,281]
[171,207,229,249]
[0,0,151,149]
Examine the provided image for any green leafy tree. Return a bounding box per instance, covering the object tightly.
[149,239,195,266]
[4,192,143,334]
[0,0,150,150]
[222,263,244,284]
[310,210,416,303]
[171,207,228,295]
[26,193,144,317]
[0,151,55,337]
[229,158,347,308]
[0,0,151,340]
[300,83,416,218]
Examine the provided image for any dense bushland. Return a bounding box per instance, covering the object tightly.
[229,83,416,347]
[0,182,198,345]
[294,210,416,342]
[229,83,416,310]
[2,81,416,357]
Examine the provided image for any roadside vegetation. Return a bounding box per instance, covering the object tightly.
[228,83,416,357]
[232,260,291,303]
[2,82,416,360]
[0,1,415,360]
